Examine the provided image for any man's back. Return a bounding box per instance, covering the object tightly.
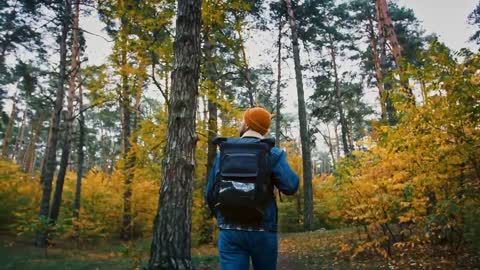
[205,133,299,270]
[205,107,299,270]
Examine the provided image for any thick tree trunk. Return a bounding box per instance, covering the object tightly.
[275,21,283,147]
[50,0,80,223]
[36,0,71,247]
[328,36,350,156]
[49,116,70,222]
[2,93,17,158]
[284,0,314,231]
[147,0,201,266]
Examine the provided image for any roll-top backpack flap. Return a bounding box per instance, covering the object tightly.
[214,138,276,225]
[219,142,269,179]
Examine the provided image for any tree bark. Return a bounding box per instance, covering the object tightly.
[147,0,201,266]
[367,16,387,120]
[12,108,27,162]
[73,60,84,222]
[23,115,43,174]
[235,17,254,107]
[328,34,350,156]
[36,0,71,247]
[374,0,414,102]
[333,122,340,161]
[275,21,283,147]
[374,0,401,65]
[319,124,336,167]
[284,0,314,231]
[201,29,218,245]
[50,0,80,223]
[203,31,218,178]
[119,8,134,241]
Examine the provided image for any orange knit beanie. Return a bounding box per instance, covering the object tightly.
[243,107,271,135]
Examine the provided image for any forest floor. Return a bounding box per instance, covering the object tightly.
[1,229,479,270]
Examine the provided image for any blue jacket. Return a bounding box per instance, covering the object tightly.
[205,137,299,232]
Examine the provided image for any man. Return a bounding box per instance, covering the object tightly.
[205,106,299,270]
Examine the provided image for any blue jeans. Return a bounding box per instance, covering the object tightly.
[218,229,278,270]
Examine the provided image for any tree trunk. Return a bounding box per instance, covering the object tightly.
[275,21,283,147]
[333,123,340,161]
[284,0,314,231]
[367,16,387,120]
[23,115,43,174]
[121,103,133,241]
[202,29,217,245]
[119,9,134,241]
[379,34,397,125]
[374,0,414,102]
[73,60,85,222]
[2,93,17,158]
[328,35,350,156]
[374,0,401,65]
[50,0,80,224]
[204,32,218,179]
[12,108,27,162]
[319,124,336,167]
[235,17,254,107]
[347,121,354,151]
[147,0,201,266]
[36,0,71,247]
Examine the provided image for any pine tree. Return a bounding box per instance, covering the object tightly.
[284,0,314,231]
[36,0,71,247]
[50,0,81,224]
[147,0,201,267]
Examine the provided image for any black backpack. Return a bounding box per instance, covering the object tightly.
[208,137,275,225]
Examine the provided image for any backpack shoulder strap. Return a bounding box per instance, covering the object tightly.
[259,138,275,150]
[213,137,228,146]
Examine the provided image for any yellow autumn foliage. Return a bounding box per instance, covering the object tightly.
[329,43,480,257]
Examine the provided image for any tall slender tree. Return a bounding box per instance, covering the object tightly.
[284,0,314,231]
[147,0,201,267]
[50,0,81,224]
[36,0,71,247]
[73,61,84,222]
[374,0,415,102]
[275,20,284,147]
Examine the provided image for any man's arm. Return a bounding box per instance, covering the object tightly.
[271,149,299,195]
[205,154,220,207]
